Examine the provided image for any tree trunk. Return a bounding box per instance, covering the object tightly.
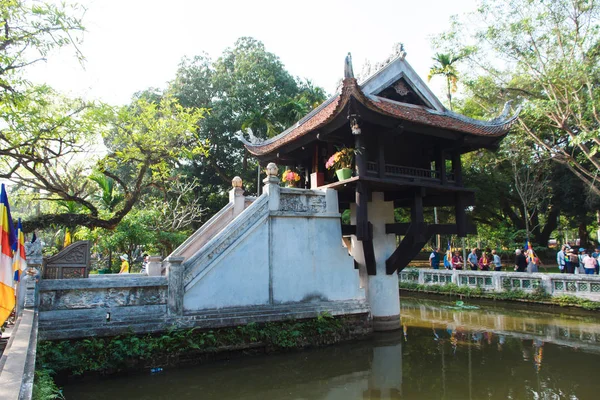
[579,222,589,247]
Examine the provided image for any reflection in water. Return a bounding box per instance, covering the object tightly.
[63,298,600,400]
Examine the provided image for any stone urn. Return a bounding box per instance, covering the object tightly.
[147,256,162,276]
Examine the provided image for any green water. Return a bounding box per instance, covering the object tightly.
[62,297,600,399]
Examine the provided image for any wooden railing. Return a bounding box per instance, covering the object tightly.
[366,162,455,183]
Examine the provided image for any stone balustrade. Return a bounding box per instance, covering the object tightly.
[399,268,600,301]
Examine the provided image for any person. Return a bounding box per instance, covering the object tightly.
[556,245,566,273]
[577,248,586,274]
[119,254,129,274]
[452,251,463,270]
[429,247,441,270]
[140,253,149,275]
[467,248,479,271]
[565,249,576,274]
[529,251,541,273]
[514,249,527,272]
[443,248,452,270]
[479,251,491,271]
[583,251,597,275]
[492,249,502,271]
[593,247,600,275]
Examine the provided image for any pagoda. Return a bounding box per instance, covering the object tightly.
[240,52,517,330]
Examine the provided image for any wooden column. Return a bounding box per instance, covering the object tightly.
[356,181,376,275]
[436,147,447,185]
[377,135,386,178]
[355,181,370,241]
[411,189,425,242]
[455,193,467,237]
[354,132,366,177]
[451,151,463,185]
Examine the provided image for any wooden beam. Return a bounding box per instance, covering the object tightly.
[385,223,411,235]
[391,192,476,207]
[355,181,370,241]
[385,223,433,274]
[363,236,377,275]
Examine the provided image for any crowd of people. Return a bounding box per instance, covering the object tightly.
[427,245,600,274]
[556,245,600,275]
[428,247,503,271]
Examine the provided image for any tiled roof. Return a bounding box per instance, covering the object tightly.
[242,77,518,157]
[365,96,517,137]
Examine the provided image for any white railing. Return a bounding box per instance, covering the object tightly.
[399,268,600,301]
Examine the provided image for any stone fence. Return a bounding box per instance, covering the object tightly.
[37,274,171,340]
[400,268,600,301]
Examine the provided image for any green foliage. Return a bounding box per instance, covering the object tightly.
[170,37,327,208]
[435,0,600,199]
[399,281,600,309]
[0,0,85,96]
[36,313,348,377]
[553,295,600,310]
[32,368,64,400]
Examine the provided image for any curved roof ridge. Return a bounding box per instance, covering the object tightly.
[442,101,521,128]
[238,93,340,148]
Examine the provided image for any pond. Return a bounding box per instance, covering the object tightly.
[63,295,600,399]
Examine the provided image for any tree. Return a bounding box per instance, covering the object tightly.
[4,94,208,231]
[169,38,326,217]
[427,52,468,110]
[0,0,85,96]
[435,0,600,197]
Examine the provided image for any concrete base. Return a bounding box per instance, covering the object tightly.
[372,315,401,332]
[351,192,400,332]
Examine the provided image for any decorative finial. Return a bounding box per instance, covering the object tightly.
[344,52,354,79]
[232,176,243,188]
[265,162,278,177]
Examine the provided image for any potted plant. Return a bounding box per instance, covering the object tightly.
[281,169,301,187]
[326,148,354,181]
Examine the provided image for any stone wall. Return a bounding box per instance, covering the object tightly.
[37,174,369,340]
[38,276,168,340]
[182,173,365,312]
[400,268,600,301]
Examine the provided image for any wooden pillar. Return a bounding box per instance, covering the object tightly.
[412,189,425,243]
[436,147,447,185]
[452,151,463,185]
[356,181,370,241]
[455,193,467,237]
[378,135,386,178]
[353,119,367,177]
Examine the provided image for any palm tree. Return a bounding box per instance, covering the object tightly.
[89,171,124,212]
[427,52,467,111]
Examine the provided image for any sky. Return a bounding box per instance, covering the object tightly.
[28,0,480,106]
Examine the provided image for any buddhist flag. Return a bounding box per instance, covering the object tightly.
[526,240,534,262]
[13,218,27,282]
[0,184,17,325]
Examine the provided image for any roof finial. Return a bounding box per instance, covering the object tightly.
[344,52,354,79]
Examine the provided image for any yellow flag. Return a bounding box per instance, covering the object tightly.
[64,230,72,248]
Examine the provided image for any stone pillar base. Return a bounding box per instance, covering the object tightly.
[372,314,401,332]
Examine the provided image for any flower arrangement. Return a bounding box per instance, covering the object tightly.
[325,148,354,170]
[281,169,301,185]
